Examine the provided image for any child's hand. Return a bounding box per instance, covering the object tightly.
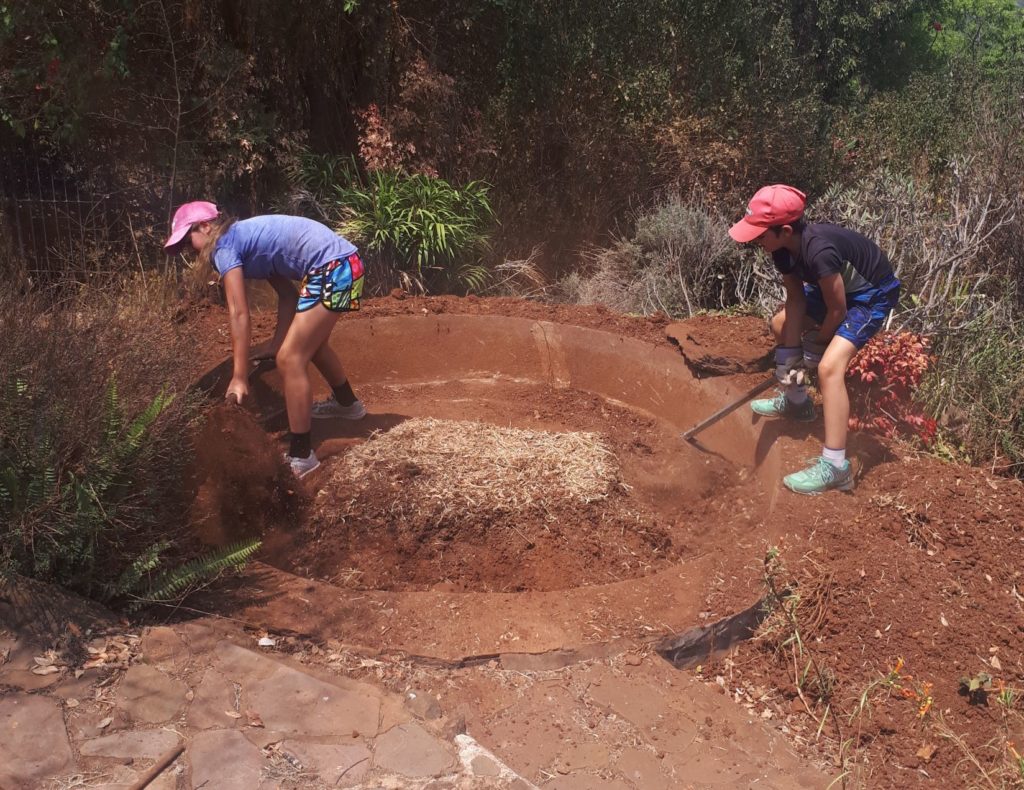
[226,377,250,405]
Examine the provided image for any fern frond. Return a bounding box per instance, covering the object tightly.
[127,538,261,612]
[102,379,122,446]
[121,390,174,456]
[103,540,168,601]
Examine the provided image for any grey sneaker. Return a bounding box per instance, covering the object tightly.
[783,456,854,495]
[750,392,816,422]
[311,396,367,420]
[285,450,320,479]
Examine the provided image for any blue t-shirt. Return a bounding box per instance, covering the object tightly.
[212,215,358,280]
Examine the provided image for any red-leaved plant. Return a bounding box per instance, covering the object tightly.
[846,331,937,444]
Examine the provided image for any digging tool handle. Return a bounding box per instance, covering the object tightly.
[128,744,184,790]
[680,376,776,442]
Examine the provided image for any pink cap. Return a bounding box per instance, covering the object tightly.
[728,185,806,243]
[163,201,220,249]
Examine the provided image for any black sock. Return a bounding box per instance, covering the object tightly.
[331,380,357,406]
[289,431,311,459]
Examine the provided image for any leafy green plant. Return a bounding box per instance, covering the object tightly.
[338,169,494,293]
[125,538,262,612]
[286,151,495,294]
[1,378,174,596]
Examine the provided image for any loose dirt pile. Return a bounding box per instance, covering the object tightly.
[188,404,301,547]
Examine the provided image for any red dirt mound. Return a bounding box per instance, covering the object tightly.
[188,403,301,547]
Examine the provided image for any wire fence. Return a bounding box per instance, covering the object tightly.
[0,153,166,282]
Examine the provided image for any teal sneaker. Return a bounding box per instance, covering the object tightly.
[783,457,854,495]
[750,392,816,422]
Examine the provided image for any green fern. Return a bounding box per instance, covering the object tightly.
[103,540,169,601]
[118,389,174,460]
[126,538,262,612]
[1,374,180,597]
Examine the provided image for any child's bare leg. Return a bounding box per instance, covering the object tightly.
[817,337,859,451]
[312,341,348,388]
[276,304,340,435]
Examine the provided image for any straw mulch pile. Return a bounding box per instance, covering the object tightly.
[339,417,618,514]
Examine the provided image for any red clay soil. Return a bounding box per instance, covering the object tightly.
[182,293,1024,789]
[703,453,1024,788]
[188,403,303,547]
[266,382,740,593]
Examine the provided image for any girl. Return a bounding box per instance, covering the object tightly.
[165,201,367,478]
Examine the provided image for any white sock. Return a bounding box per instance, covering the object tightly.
[775,347,805,403]
[822,446,846,467]
[786,384,808,404]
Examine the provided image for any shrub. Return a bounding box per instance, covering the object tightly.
[283,151,496,294]
[847,332,937,444]
[0,270,255,607]
[557,191,777,317]
[920,296,1024,472]
[811,164,1015,335]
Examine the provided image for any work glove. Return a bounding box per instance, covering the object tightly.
[802,332,828,371]
[774,346,803,385]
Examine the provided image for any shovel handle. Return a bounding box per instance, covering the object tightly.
[680,376,776,442]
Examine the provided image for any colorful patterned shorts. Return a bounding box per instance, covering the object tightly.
[297,253,365,313]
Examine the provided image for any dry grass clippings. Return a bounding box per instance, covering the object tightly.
[339,417,617,513]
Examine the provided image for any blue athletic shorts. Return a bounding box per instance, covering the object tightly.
[804,275,901,349]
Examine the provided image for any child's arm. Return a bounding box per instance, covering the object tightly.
[779,274,807,346]
[250,275,298,360]
[815,273,848,340]
[222,267,252,403]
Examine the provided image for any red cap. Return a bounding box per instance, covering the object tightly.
[729,185,806,243]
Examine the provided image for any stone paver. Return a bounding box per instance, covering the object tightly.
[0,639,62,691]
[586,672,672,730]
[190,728,265,790]
[0,693,74,789]
[79,728,182,759]
[186,667,241,730]
[374,722,457,778]
[405,688,443,720]
[471,754,501,777]
[117,664,187,724]
[281,739,372,786]
[140,626,189,672]
[553,741,609,773]
[0,616,829,790]
[248,663,380,737]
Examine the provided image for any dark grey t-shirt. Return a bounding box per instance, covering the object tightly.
[772,223,894,293]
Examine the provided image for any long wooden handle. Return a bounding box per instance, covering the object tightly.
[128,744,185,790]
[680,376,775,442]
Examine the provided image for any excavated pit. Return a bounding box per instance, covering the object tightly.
[191,313,782,660]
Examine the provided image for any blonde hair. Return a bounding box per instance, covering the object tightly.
[196,215,236,273]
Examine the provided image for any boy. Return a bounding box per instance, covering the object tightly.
[729,184,900,494]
